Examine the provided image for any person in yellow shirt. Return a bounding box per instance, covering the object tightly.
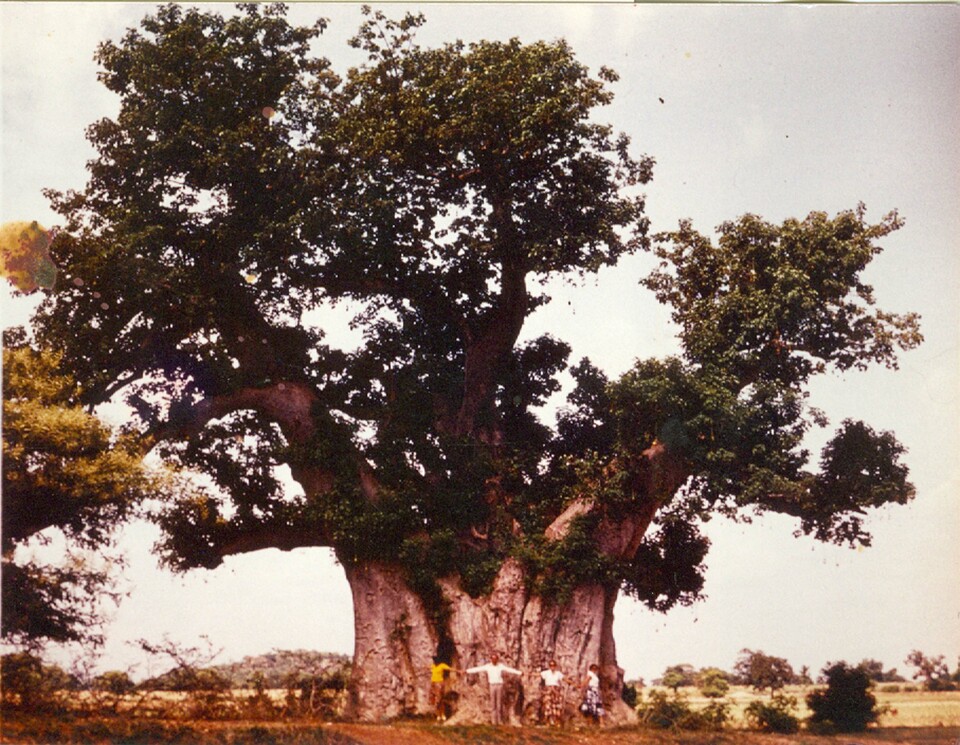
[430,656,455,722]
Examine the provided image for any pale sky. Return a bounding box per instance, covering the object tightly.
[1,2,958,684]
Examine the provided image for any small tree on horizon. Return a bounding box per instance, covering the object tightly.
[857,658,905,683]
[698,667,730,698]
[661,663,697,691]
[735,649,796,697]
[905,650,957,691]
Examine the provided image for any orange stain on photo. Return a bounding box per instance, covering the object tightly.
[0,221,58,293]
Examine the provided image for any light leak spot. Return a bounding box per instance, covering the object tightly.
[0,221,58,292]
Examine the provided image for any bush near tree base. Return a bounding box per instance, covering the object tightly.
[0,652,76,713]
[744,693,801,734]
[807,661,885,733]
[637,689,730,731]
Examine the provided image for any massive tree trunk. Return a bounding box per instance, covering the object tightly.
[342,561,438,721]
[343,556,634,725]
[341,445,684,724]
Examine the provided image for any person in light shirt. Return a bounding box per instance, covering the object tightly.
[579,663,606,724]
[465,652,522,725]
[539,659,571,726]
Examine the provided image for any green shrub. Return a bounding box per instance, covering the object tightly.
[807,661,885,733]
[699,699,732,729]
[93,670,136,695]
[637,689,728,731]
[0,652,72,712]
[638,690,694,729]
[698,667,730,698]
[744,693,800,734]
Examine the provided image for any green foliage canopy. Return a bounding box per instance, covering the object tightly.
[698,667,730,698]
[2,338,163,646]
[660,663,697,691]
[28,4,920,616]
[734,649,796,695]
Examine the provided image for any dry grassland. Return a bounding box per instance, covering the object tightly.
[4,686,960,745]
[670,685,960,728]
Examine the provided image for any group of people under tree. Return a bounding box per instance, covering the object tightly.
[430,653,605,726]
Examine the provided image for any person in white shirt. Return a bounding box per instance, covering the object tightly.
[579,663,606,724]
[539,659,571,726]
[465,652,522,725]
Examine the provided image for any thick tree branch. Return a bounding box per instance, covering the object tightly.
[545,441,691,561]
[157,499,337,569]
[144,379,382,504]
[141,381,318,451]
[455,283,527,435]
[218,525,329,557]
[450,195,529,437]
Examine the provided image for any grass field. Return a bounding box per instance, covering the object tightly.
[874,688,960,727]
[668,685,960,728]
[3,686,960,744]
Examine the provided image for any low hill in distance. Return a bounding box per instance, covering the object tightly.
[141,649,351,690]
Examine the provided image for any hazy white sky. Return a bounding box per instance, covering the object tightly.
[2,2,958,684]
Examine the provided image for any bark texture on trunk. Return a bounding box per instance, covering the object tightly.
[343,561,438,721]
[344,556,634,725]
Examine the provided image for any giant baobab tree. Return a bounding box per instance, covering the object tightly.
[30,4,920,722]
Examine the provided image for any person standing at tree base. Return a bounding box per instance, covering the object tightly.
[466,653,522,725]
[579,664,606,725]
[540,660,570,726]
[429,656,454,722]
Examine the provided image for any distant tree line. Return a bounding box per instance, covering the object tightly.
[636,650,959,735]
[648,648,959,694]
[1,646,351,717]
[139,648,351,692]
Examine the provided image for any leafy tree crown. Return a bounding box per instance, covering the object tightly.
[27,4,921,617]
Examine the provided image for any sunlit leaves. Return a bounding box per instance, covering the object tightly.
[2,344,164,645]
[646,206,922,387]
[2,346,153,551]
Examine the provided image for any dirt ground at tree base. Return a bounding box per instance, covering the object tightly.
[327,723,960,745]
[2,720,959,745]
